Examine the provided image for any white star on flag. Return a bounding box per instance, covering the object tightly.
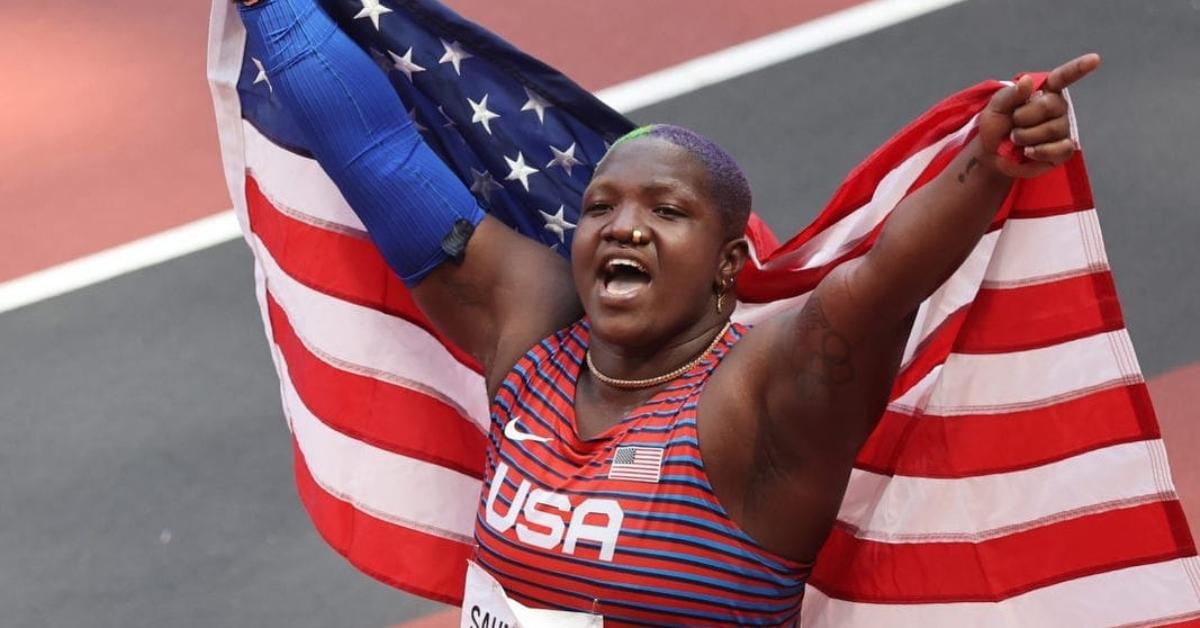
[470,169,503,204]
[539,205,576,242]
[546,143,583,176]
[438,40,472,76]
[252,58,271,92]
[407,107,427,133]
[388,47,425,82]
[467,94,501,135]
[353,0,393,30]
[520,87,552,124]
[504,152,539,192]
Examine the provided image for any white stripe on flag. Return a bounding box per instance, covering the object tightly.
[251,232,490,431]
[902,208,1111,368]
[280,353,480,542]
[737,208,1107,349]
[800,557,1200,628]
[984,210,1109,286]
[837,440,1174,541]
[244,121,366,233]
[890,329,1141,415]
[899,229,998,368]
[731,291,809,328]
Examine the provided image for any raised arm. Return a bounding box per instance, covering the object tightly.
[785,54,1099,436]
[701,54,1101,559]
[238,0,580,391]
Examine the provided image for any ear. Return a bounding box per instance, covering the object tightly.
[716,237,749,289]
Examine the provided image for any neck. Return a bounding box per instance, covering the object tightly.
[587,317,729,386]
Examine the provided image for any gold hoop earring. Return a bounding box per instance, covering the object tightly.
[631,229,645,245]
[715,279,729,313]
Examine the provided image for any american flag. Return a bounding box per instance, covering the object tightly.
[207,0,1200,624]
[608,446,665,484]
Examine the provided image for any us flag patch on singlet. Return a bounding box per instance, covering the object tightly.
[607,446,664,483]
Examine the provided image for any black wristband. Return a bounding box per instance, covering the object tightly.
[440,218,477,265]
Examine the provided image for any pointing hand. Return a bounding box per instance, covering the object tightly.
[979,53,1101,179]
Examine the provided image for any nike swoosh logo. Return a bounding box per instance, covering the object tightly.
[504,418,551,443]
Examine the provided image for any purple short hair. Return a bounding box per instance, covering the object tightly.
[608,124,751,238]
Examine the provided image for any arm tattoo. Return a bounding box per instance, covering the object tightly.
[746,294,854,486]
[956,156,981,183]
[796,294,854,387]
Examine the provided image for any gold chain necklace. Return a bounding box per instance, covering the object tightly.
[585,322,731,390]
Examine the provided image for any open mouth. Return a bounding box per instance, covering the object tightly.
[601,257,652,298]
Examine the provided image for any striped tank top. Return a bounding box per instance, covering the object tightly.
[474,320,812,626]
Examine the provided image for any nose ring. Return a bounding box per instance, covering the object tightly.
[631,229,646,245]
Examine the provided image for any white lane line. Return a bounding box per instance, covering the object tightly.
[0,0,966,314]
[595,0,967,112]
[0,212,241,314]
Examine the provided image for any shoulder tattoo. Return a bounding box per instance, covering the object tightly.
[796,293,854,387]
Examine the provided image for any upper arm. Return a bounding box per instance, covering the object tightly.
[697,260,913,556]
[412,216,582,394]
[758,259,912,462]
[707,261,907,471]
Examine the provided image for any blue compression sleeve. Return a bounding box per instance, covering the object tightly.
[238,0,485,286]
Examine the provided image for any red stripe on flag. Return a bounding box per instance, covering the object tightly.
[859,383,1161,477]
[292,439,472,606]
[890,271,1127,397]
[890,305,969,396]
[810,500,1197,603]
[267,291,486,479]
[960,271,1124,354]
[1008,153,1095,218]
[246,174,481,373]
[1152,615,1200,628]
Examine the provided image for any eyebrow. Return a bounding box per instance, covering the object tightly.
[588,178,698,200]
[642,181,687,194]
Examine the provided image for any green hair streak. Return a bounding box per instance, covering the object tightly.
[612,124,659,147]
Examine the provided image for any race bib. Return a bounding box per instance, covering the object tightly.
[461,560,603,628]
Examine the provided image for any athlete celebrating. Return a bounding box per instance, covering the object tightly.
[236,0,1099,624]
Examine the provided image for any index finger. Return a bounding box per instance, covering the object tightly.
[1044,53,1102,93]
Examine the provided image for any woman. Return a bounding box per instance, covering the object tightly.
[236,0,1098,624]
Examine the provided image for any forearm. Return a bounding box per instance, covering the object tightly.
[856,136,1011,321]
[239,0,484,285]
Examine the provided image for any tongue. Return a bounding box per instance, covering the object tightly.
[606,274,649,296]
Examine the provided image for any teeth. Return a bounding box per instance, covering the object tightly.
[606,258,646,273]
